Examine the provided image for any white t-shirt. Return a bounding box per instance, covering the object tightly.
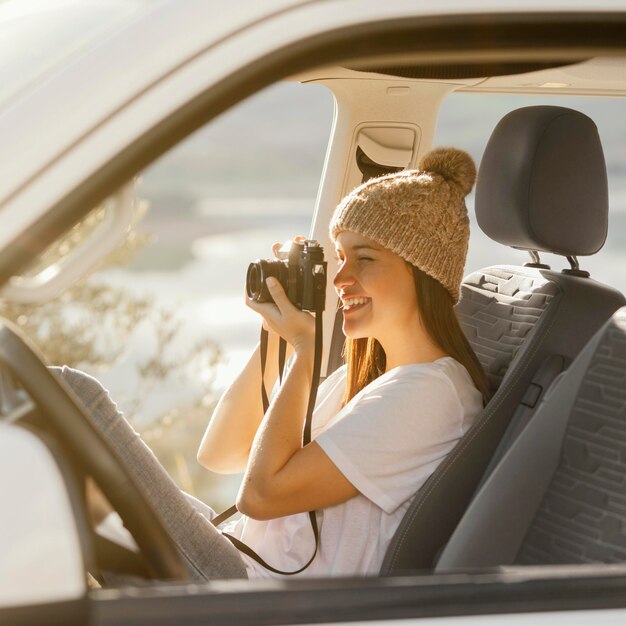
[224,357,483,578]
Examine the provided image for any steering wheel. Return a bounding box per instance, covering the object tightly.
[0,318,190,581]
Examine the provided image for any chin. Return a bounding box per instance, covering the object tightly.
[342,325,370,341]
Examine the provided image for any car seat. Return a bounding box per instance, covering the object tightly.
[379,106,626,575]
[435,306,626,570]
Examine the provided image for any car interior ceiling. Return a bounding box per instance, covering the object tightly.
[308,53,626,95]
[344,59,583,80]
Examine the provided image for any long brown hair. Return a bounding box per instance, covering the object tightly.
[343,265,490,406]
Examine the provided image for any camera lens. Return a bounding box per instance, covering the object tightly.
[246,259,287,303]
[246,263,263,300]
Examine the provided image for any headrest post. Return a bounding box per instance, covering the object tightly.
[567,255,579,271]
[562,255,590,278]
[523,250,550,270]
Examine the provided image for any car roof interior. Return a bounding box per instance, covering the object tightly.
[291,55,626,96]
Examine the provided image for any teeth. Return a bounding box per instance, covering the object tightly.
[343,297,370,309]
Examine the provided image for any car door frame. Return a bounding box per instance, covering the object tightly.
[3,5,626,625]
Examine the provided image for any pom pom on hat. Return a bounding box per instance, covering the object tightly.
[419,147,477,195]
[329,146,476,303]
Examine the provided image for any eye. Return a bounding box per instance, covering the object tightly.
[358,256,373,262]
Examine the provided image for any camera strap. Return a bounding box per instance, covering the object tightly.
[255,331,287,411]
[212,308,324,575]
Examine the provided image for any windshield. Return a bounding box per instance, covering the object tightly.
[0,0,160,110]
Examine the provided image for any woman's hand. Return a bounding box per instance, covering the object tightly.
[246,276,315,355]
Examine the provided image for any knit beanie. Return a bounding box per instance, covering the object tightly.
[329,147,476,303]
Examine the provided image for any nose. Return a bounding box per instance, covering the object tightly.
[333,259,355,291]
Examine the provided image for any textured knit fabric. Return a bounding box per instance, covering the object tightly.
[329,147,476,303]
[52,365,248,581]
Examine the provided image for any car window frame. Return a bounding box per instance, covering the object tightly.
[3,9,626,622]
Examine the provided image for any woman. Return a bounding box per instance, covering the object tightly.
[68,146,487,580]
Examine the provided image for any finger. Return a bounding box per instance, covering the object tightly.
[265,277,292,313]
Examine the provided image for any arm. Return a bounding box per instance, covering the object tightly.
[198,241,298,474]
[197,330,292,474]
[236,277,358,520]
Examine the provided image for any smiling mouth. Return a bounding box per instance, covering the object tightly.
[342,297,371,312]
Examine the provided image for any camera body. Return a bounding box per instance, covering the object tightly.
[246,239,327,312]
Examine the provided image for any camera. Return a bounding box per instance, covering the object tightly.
[246,239,327,312]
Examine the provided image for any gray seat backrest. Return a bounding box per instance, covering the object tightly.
[436,306,626,570]
[381,106,626,575]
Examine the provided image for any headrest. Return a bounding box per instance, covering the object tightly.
[475,106,608,256]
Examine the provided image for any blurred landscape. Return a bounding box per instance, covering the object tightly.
[21,82,626,509]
